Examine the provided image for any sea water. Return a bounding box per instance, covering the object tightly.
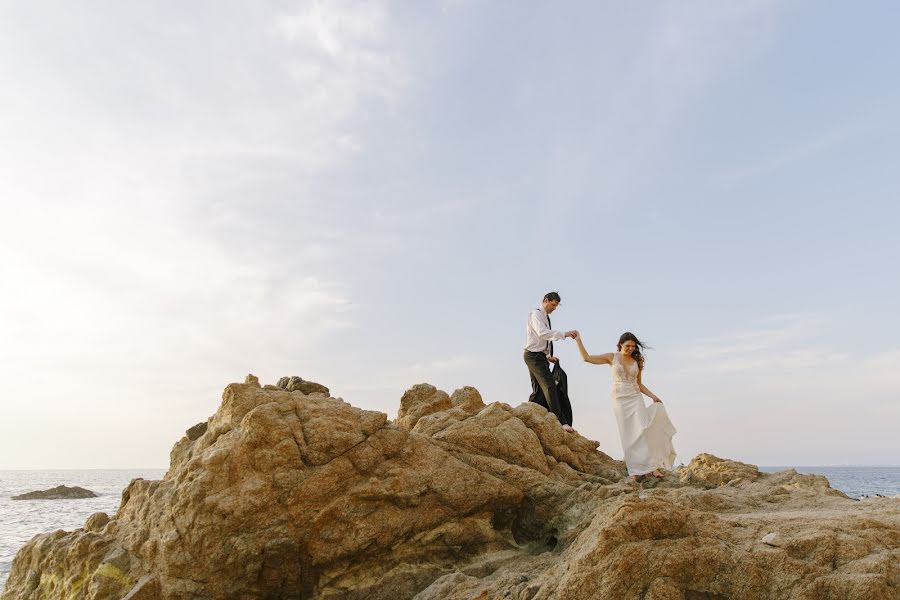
[0,469,165,591]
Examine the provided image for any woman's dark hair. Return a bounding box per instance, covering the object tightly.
[544,291,561,303]
[617,332,650,370]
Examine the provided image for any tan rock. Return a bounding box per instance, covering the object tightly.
[449,386,485,413]
[277,375,330,395]
[4,380,898,600]
[184,421,207,441]
[11,485,98,500]
[677,452,762,487]
[396,383,452,431]
[84,512,110,533]
[426,402,550,473]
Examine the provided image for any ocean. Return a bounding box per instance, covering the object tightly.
[758,466,900,499]
[0,469,166,592]
[2,466,899,591]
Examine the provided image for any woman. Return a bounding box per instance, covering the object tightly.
[574,331,676,479]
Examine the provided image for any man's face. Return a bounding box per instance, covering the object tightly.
[544,299,560,314]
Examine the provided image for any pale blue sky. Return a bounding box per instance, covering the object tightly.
[1,1,897,468]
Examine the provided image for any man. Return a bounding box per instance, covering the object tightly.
[524,292,577,432]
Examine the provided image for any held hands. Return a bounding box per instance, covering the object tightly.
[547,356,560,364]
[565,330,578,339]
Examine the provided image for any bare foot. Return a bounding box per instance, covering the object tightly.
[562,424,576,433]
[652,469,666,478]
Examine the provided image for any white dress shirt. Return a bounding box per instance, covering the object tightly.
[524,307,566,353]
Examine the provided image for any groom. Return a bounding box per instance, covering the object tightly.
[524,292,577,431]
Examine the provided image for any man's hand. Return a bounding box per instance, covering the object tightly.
[547,356,560,364]
[565,330,578,339]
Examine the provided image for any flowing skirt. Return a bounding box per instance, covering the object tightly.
[611,383,677,476]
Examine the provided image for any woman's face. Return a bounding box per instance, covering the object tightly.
[620,340,637,355]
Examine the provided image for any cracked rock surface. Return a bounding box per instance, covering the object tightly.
[3,377,898,599]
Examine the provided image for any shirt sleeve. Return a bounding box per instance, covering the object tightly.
[530,311,566,343]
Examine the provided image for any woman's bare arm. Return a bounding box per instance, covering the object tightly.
[574,333,613,365]
[636,369,661,402]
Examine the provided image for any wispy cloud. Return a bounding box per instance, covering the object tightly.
[681,313,834,371]
[275,0,406,128]
[527,2,780,206]
[661,314,899,466]
[0,1,406,466]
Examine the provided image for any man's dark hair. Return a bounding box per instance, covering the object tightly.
[543,291,561,303]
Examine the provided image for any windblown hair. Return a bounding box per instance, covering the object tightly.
[618,332,650,370]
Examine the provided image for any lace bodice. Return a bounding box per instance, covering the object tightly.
[612,352,639,384]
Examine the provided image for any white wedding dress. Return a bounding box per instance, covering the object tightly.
[610,353,677,476]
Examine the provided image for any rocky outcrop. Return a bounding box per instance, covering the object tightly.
[3,376,899,599]
[677,452,762,487]
[276,375,330,395]
[12,486,97,500]
[396,383,452,431]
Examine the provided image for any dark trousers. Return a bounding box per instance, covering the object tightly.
[524,350,563,423]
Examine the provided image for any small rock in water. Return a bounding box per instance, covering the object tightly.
[12,485,97,500]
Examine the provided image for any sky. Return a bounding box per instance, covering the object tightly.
[1,1,898,469]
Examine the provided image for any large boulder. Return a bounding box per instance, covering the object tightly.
[395,383,452,431]
[277,375,330,395]
[3,377,898,600]
[677,452,762,488]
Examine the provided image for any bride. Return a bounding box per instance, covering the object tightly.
[573,331,676,479]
